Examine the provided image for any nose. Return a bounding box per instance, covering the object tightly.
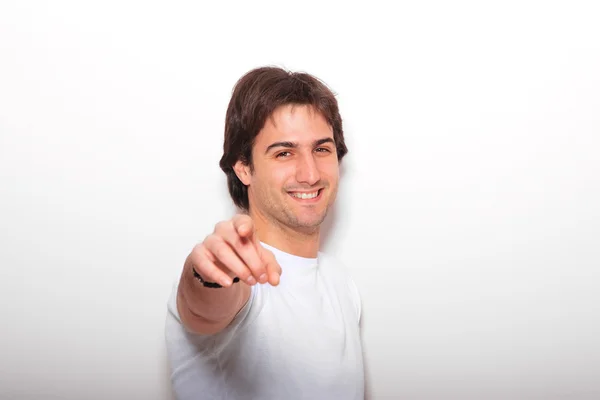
[295,153,321,186]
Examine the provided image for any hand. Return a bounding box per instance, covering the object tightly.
[188,214,282,288]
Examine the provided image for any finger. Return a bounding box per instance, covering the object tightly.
[232,214,254,239]
[203,235,258,285]
[217,218,266,282]
[260,247,282,286]
[190,247,236,288]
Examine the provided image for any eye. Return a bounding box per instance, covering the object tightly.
[276,151,291,158]
[315,147,332,153]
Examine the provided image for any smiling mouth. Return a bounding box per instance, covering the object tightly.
[288,188,323,200]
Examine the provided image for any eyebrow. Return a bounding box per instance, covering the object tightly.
[265,137,335,154]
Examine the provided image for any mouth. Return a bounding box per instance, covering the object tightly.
[288,188,323,203]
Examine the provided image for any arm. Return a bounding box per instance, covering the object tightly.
[176,255,251,335]
[175,215,281,335]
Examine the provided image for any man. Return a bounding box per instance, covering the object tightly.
[165,66,364,399]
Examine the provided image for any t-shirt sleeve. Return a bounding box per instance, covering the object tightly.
[348,275,362,324]
[165,277,258,367]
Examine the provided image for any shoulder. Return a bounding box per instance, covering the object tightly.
[318,251,356,280]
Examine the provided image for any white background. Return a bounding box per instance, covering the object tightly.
[1,1,599,399]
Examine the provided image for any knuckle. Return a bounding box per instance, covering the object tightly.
[205,234,225,250]
[203,233,216,246]
[271,264,281,275]
[212,242,232,264]
[247,264,263,276]
[196,241,208,254]
[190,244,206,262]
[213,243,229,259]
[195,257,210,273]
[191,242,203,255]
[214,221,228,233]
[237,269,252,281]
[229,231,242,245]
[263,248,275,260]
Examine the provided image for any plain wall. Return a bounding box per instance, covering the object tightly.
[1,1,599,399]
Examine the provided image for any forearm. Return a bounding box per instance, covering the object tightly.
[176,257,250,335]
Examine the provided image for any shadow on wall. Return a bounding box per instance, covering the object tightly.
[319,160,347,252]
[162,341,176,400]
[318,198,338,253]
[361,311,373,400]
[319,162,372,399]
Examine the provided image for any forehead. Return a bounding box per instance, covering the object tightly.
[256,104,333,145]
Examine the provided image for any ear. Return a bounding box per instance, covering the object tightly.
[233,160,252,186]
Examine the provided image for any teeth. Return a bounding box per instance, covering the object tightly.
[291,191,319,199]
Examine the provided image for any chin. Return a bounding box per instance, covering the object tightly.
[289,210,328,229]
[278,193,332,229]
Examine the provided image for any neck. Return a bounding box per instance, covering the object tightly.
[248,209,320,258]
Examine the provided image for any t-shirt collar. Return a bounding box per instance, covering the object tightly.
[260,241,318,269]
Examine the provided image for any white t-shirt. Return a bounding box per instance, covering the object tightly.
[165,243,365,400]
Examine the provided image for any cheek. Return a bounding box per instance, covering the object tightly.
[254,166,289,193]
[320,161,340,182]
[269,166,296,188]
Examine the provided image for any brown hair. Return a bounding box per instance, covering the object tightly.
[219,66,348,211]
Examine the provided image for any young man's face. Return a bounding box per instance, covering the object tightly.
[235,104,340,233]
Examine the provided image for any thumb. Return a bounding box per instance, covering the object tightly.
[259,246,282,286]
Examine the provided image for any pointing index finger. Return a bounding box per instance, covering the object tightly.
[230,214,267,282]
[233,214,254,240]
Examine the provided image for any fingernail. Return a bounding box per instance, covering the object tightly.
[221,278,232,287]
[259,273,267,283]
[246,276,257,285]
